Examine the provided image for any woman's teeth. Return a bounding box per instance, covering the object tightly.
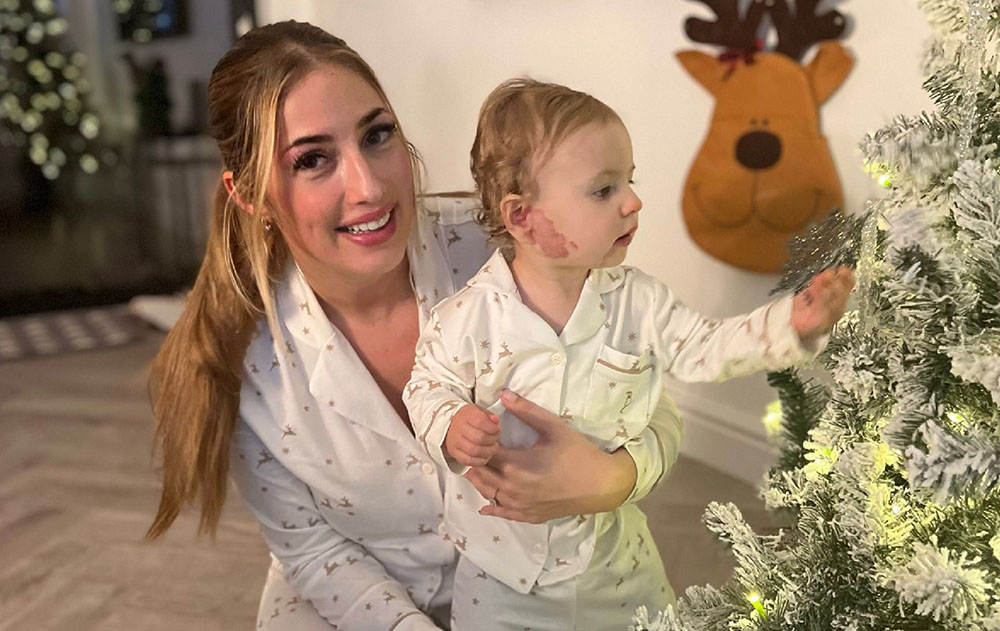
[343,212,391,234]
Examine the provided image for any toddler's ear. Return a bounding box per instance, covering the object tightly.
[500,193,534,244]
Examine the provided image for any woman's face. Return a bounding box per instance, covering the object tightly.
[269,64,415,287]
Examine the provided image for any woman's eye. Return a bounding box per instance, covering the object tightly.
[364,122,398,147]
[594,186,614,200]
[292,151,327,171]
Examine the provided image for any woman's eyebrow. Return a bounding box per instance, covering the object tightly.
[357,107,389,130]
[284,134,332,155]
[282,107,390,155]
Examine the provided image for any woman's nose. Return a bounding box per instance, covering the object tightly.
[343,151,386,203]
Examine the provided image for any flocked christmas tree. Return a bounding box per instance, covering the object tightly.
[0,0,107,180]
[634,0,1000,628]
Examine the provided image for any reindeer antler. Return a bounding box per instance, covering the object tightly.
[684,0,768,51]
[769,0,847,61]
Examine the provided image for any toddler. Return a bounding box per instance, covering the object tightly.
[404,78,853,630]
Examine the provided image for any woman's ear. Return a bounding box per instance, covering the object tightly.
[500,193,534,244]
[222,170,254,214]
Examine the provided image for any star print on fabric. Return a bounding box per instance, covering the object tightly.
[456,301,463,308]
[456,493,463,500]
[255,390,262,397]
[599,303,606,311]
[365,603,372,611]
[328,399,335,407]
[285,341,295,354]
[325,458,333,465]
[492,536,501,543]
[325,343,334,351]
[270,355,280,370]
[250,363,259,373]
[472,598,479,605]
[627,332,637,342]
[446,228,461,246]
[608,381,617,389]
[302,327,310,335]
[303,405,310,412]
[281,447,290,454]
[479,339,490,350]
[452,355,460,363]
[385,459,392,466]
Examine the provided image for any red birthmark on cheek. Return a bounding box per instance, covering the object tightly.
[524,206,570,258]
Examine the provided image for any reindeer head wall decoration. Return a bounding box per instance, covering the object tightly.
[678,0,853,273]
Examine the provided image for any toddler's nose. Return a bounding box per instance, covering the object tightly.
[623,188,642,215]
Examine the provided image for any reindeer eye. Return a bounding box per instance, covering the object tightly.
[750,118,758,127]
[762,119,770,127]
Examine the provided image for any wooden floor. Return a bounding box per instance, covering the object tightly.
[0,330,770,630]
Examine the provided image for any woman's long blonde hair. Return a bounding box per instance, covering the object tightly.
[147,21,413,538]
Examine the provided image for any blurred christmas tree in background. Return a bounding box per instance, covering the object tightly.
[634,0,1000,628]
[0,0,110,182]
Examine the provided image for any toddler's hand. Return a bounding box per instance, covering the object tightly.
[791,266,855,343]
[445,404,501,467]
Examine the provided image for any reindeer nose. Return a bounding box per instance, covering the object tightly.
[735,130,782,170]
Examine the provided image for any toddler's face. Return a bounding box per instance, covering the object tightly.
[521,121,642,269]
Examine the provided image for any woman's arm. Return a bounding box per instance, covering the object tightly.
[230,426,442,631]
[463,389,680,523]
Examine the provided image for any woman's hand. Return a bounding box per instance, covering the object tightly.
[791,265,855,344]
[462,389,637,524]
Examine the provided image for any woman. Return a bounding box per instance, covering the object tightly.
[147,21,681,630]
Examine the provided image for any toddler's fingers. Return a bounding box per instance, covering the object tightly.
[453,443,490,467]
[464,426,500,450]
[468,411,501,435]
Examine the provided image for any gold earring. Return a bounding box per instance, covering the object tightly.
[261,217,273,231]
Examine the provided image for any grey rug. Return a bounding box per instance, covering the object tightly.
[0,305,146,362]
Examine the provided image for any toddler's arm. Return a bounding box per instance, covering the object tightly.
[405,310,483,472]
[654,268,851,382]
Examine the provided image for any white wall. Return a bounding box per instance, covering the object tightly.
[257,0,935,483]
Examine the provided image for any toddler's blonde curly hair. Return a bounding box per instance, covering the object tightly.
[470,78,622,251]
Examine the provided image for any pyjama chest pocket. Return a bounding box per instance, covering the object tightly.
[579,345,655,450]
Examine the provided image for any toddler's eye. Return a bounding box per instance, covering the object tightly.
[594,186,614,200]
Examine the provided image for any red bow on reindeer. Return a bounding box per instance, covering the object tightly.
[718,38,763,77]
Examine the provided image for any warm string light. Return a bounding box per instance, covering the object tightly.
[762,400,783,437]
[746,592,767,618]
